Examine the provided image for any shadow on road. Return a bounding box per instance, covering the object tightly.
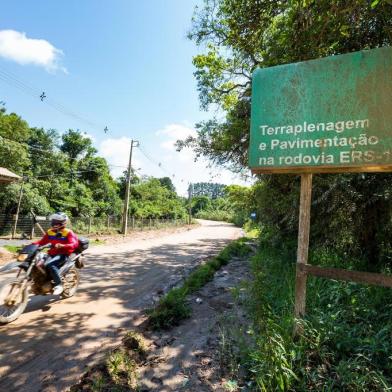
[0,232,234,391]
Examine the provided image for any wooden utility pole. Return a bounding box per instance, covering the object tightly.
[293,173,313,335]
[188,183,193,225]
[12,178,24,239]
[122,140,139,235]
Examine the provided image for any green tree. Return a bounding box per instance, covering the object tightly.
[130,177,186,219]
[183,0,392,266]
[191,182,226,199]
[159,177,176,193]
[61,130,96,161]
[0,109,30,173]
[191,195,211,214]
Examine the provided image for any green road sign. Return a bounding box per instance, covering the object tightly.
[249,47,392,174]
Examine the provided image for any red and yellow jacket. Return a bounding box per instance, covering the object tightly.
[34,228,79,256]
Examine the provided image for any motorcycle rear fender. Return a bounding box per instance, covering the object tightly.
[59,260,75,276]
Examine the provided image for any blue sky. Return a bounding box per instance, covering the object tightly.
[0,0,250,195]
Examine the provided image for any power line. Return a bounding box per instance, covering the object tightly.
[0,66,108,133]
[138,145,180,179]
[30,169,99,179]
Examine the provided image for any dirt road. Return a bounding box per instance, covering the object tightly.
[0,220,241,392]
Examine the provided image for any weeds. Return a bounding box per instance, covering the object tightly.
[223,237,392,391]
[3,245,21,253]
[70,331,146,392]
[147,238,252,330]
[106,349,137,388]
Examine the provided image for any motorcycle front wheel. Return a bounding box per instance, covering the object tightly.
[0,279,29,324]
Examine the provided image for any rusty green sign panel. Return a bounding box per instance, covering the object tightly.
[249,47,392,174]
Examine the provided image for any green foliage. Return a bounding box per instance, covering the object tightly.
[229,239,392,391]
[191,195,211,214]
[181,0,392,268]
[190,182,226,199]
[193,184,258,227]
[146,287,190,330]
[0,110,30,173]
[3,245,21,254]
[196,208,234,222]
[130,177,187,219]
[147,238,252,330]
[158,176,176,193]
[0,108,187,221]
[61,129,96,160]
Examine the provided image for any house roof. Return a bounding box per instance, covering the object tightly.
[0,167,21,183]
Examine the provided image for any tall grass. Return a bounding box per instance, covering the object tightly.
[235,239,392,391]
[146,238,252,330]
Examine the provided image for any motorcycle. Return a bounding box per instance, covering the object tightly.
[0,237,89,324]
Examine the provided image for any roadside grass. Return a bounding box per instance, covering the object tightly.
[3,245,21,253]
[146,237,253,330]
[3,239,105,253]
[220,236,392,391]
[89,239,107,247]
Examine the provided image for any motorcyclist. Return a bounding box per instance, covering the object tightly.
[33,212,79,295]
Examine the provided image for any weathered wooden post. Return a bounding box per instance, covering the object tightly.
[293,174,313,334]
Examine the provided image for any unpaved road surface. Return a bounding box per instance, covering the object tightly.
[0,220,241,392]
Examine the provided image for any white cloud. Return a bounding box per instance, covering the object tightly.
[156,123,197,140]
[152,122,252,196]
[83,132,96,142]
[0,30,66,73]
[157,123,197,164]
[161,140,176,151]
[99,137,142,178]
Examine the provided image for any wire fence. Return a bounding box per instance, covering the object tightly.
[0,214,189,239]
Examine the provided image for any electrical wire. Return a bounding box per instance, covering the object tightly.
[0,66,108,133]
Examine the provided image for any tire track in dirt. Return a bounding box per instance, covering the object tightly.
[0,220,241,392]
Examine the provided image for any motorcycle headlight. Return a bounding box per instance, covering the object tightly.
[17,254,28,262]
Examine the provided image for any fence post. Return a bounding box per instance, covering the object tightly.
[149,218,152,229]
[107,215,111,232]
[88,216,92,234]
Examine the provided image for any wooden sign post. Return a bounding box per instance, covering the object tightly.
[249,47,392,335]
[294,174,312,319]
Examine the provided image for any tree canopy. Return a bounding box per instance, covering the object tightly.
[0,108,187,220]
[183,0,392,267]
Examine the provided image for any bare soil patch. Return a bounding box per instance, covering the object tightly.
[70,251,252,392]
[137,255,252,391]
[89,223,199,245]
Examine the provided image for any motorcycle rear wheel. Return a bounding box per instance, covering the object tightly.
[0,279,29,324]
[61,267,80,298]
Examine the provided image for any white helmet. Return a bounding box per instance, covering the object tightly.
[49,212,68,228]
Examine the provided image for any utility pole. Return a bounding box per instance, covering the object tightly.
[122,140,139,235]
[188,182,193,225]
[12,177,24,239]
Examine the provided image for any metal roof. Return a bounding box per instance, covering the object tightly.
[0,167,21,183]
